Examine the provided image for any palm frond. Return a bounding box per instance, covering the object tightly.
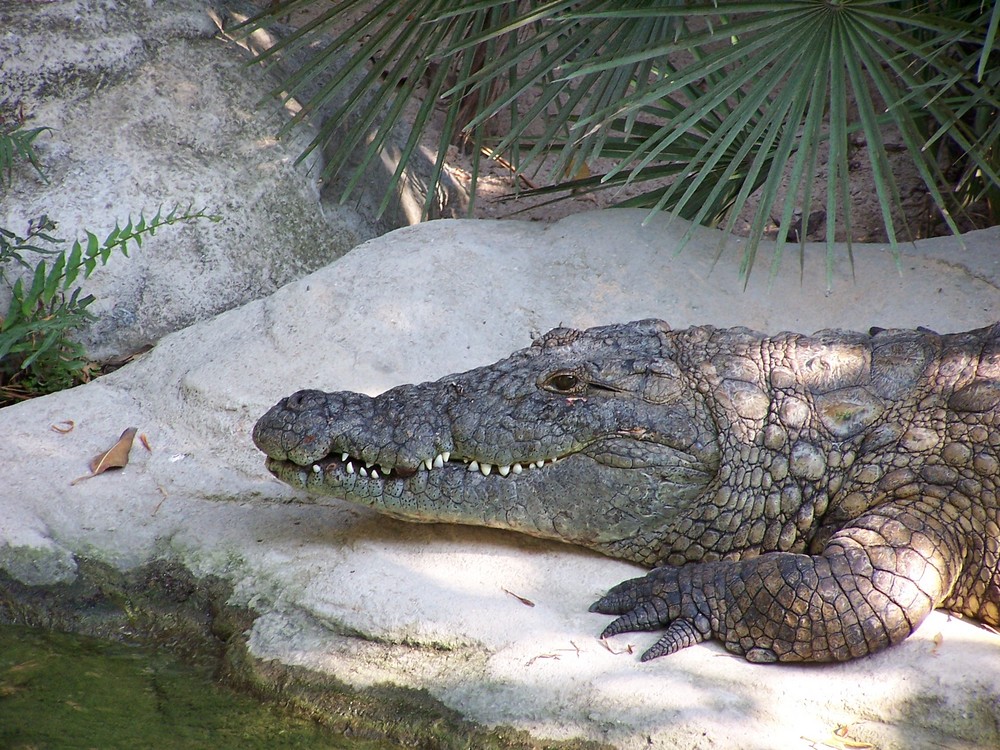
[239,0,999,280]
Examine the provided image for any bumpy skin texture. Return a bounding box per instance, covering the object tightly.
[253,320,1000,663]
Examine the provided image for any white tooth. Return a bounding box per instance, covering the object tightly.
[346,462,355,474]
[341,452,349,462]
[433,453,444,469]
[498,465,510,476]
[359,467,368,477]
[423,458,432,471]
[468,460,479,472]
[442,451,450,463]
[312,464,321,473]
[480,462,492,476]
[534,460,544,469]
[512,463,523,474]
[551,457,559,464]
[371,468,380,479]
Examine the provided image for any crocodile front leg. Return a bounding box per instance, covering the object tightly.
[592,499,967,663]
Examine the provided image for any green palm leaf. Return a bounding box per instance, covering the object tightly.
[240,0,999,281]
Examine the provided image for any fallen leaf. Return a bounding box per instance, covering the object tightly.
[139,433,152,452]
[502,588,535,607]
[931,631,944,655]
[89,427,137,473]
[70,427,138,485]
[563,158,591,181]
[51,420,75,433]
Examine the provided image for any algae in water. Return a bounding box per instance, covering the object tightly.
[0,624,380,749]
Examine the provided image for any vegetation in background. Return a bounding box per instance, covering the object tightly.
[242,0,999,279]
[0,119,219,404]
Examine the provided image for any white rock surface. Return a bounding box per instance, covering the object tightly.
[0,0,404,361]
[2,211,1000,749]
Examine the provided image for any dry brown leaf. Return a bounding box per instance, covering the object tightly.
[931,631,944,655]
[50,420,75,433]
[89,427,137,473]
[502,588,535,607]
[70,427,138,485]
[139,433,152,452]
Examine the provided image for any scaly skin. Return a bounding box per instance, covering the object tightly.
[253,320,1000,663]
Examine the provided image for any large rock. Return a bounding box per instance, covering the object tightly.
[0,0,464,362]
[2,211,999,748]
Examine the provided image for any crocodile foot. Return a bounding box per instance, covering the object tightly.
[591,563,731,661]
[592,532,957,664]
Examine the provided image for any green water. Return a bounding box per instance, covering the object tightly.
[0,624,384,750]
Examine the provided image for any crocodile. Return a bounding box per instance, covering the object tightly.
[253,320,1000,663]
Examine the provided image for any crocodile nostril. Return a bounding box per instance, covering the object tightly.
[285,389,320,411]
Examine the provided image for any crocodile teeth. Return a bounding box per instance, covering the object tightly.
[333,451,555,479]
[312,464,321,474]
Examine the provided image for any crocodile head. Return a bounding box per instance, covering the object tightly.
[252,319,721,563]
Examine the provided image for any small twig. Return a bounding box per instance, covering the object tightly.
[598,636,633,656]
[480,145,538,190]
[502,587,535,607]
[151,486,168,516]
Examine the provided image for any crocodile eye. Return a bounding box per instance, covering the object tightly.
[544,372,582,393]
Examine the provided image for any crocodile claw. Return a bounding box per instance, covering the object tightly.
[591,565,717,660]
